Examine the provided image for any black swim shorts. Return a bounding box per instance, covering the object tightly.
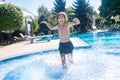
[59,41,74,54]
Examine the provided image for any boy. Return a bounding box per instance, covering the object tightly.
[41,12,80,68]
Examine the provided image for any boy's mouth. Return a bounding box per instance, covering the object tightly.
[60,20,64,23]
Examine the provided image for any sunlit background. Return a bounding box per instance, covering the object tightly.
[6,0,101,16]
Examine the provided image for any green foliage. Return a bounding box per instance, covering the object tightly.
[0,4,24,31]
[99,0,112,19]
[73,0,93,32]
[96,18,109,29]
[37,5,51,35]
[95,17,117,29]
[95,18,103,28]
[37,15,50,35]
[117,21,120,25]
[66,7,76,33]
[116,21,120,30]
[66,7,75,22]
[99,0,120,19]
[48,14,57,26]
[32,18,39,33]
[53,0,66,14]
[37,5,50,17]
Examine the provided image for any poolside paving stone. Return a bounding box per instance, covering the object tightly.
[0,38,90,61]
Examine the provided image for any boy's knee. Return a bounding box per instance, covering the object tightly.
[68,53,72,59]
[61,56,65,60]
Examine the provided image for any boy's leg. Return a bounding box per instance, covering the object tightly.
[60,53,66,68]
[68,53,73,63]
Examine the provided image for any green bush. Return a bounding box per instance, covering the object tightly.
[0,4,24,31]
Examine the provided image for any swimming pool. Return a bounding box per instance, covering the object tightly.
[0,31,120,80]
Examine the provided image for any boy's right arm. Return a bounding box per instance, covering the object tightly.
[41,21,57,30]
[68,18,80,27]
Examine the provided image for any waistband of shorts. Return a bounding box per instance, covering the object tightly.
[59,41,71,44]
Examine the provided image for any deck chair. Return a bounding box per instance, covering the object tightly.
[19,33,28,41]
[13,36,22,42]
[13,33,27,42]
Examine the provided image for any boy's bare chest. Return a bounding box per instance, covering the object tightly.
[58,26,69,32]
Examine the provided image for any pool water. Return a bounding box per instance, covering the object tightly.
[0,31,120,80]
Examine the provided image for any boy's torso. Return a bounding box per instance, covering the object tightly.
[57,24,70,42]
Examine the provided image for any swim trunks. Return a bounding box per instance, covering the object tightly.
[59,41,74,54]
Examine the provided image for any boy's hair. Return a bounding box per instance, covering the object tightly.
[56,12,68,22]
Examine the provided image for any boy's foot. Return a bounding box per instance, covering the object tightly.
[67,53,73,64]
[69,60,73,64]
[62,64,67,69]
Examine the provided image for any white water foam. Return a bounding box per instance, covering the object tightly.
[0,49,120,80]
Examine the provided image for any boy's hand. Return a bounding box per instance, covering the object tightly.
[72,18,80,25]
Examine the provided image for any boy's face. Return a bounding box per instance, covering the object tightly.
[57,14,66,24]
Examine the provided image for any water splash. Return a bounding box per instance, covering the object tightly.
[0,49,120,80]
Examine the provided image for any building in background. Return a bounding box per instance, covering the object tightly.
[21,8,36,36]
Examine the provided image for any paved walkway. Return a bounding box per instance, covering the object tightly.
[0,38,90,61]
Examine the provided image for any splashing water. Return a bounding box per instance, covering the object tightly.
[0,48,120,80]
[0,32,120,80]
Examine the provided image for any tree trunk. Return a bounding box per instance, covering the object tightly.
[9,29,13,43]
[0,31,3,43]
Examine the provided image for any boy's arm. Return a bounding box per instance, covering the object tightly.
[41,21,57,30]
[68,18,80,26]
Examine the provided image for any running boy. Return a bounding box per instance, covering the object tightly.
[41,12,80,68]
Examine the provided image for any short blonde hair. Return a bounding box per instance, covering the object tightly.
[56,12,68,22]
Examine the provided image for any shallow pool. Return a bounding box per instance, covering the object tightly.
[0,31,120,80]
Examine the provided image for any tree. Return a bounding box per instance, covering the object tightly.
[73,0,93,32]
[114,0,120,16]
[0,4,24,42]
[66,7,75,22]
[37,5,50,17]
[99,0,112,19]
[37,15,50,35]
[37,5,50,35]
[0,4,24,31]
[48,14,57,26]
[66,7,76,33]
[53,0,66,14]
[99,0,120,19]
[32,18,39,34]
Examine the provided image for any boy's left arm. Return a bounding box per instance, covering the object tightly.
[68,18,80,26]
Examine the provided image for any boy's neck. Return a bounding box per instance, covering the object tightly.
[59,22,67,26]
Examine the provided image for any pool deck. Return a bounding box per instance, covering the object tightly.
[0,38,90,61]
